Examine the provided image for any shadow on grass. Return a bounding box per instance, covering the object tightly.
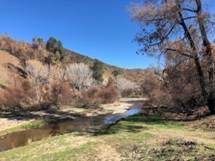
[125,115,184,127]
[92,115,156,136]
[93,124,149,136]
[125,115,168,124]
[93,115,184,136]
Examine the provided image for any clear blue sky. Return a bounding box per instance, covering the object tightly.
[0,0,159,69]
[0,1,214,69]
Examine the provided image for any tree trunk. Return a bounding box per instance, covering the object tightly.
[177,6,208,104]
[195,0,215,114]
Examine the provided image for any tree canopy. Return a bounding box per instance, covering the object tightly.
[131,0,215,114]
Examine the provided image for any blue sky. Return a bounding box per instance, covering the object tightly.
[0,0,159,69]
[0,0,214,69]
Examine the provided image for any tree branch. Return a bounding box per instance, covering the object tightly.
[165,48,195,59]
[148,24,176,47]
[182,7,197,13]
[183,16,197,20]
[144,17,164,22]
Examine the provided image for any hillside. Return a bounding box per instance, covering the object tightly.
[0,36,146,89]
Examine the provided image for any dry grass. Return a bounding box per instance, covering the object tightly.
[0,118,30,133]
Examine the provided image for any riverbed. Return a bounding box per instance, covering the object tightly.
[0,98,145,152]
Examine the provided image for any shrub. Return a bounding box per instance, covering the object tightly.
[50,82,80,106]
[0,80,37,111]
[140,70,173,107]
[0,63,67,111]
[32,37,45,49]
[164,60,204,111]
[25,62,50,104]
[80,84,119,106]
[112,69,122,77]
[0,36,49,64]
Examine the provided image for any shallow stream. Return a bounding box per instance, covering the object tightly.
[0,106,142,152]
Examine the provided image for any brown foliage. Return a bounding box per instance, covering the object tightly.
[0,80,36,111]
[141,64,205,111]
[130,0,215,113]
[0,36,49,64]
[81,84,119,106]
[141,70,172,107]
[51,82,79,106]
[164,60,203,108]
[0,61,120,110]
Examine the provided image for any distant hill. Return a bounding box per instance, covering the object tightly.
[0,36,147,88]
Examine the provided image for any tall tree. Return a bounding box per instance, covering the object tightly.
[46,37,65,64]
[91,59,104,82]
[195,0,215,113]
[130,0,215,114]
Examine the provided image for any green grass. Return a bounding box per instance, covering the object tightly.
[122,115,185,129]
[0,120,46,136]
[0,115,215,161]
[19,120,46,129]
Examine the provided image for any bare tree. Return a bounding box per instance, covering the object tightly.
[130,0,215,114]
[116,75,138,94]
[25,62,67,106]
[65,63,94,90]
[48,65,66,106]
[25,62,49,105]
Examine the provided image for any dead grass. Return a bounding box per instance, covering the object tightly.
[188,115,215,131]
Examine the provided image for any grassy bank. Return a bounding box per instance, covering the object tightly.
[0,120,46,137]
[0,115,215,161]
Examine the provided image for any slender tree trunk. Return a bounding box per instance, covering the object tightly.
[177,6,208,106]
[195,0,215,114]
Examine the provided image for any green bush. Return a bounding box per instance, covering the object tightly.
[91,59,104,82]
[46,37,65,63]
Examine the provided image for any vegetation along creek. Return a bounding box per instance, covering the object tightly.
[1,0,215,160]
[0,101,143,152]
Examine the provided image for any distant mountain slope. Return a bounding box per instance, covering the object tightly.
[0,36,146,88]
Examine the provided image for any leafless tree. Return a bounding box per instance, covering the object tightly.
[116,75,138,93]
[65,63,94,90]
[25,63,67,106]
[130,0,215,114]
[48,65,67,105]
[25,62,49,104]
